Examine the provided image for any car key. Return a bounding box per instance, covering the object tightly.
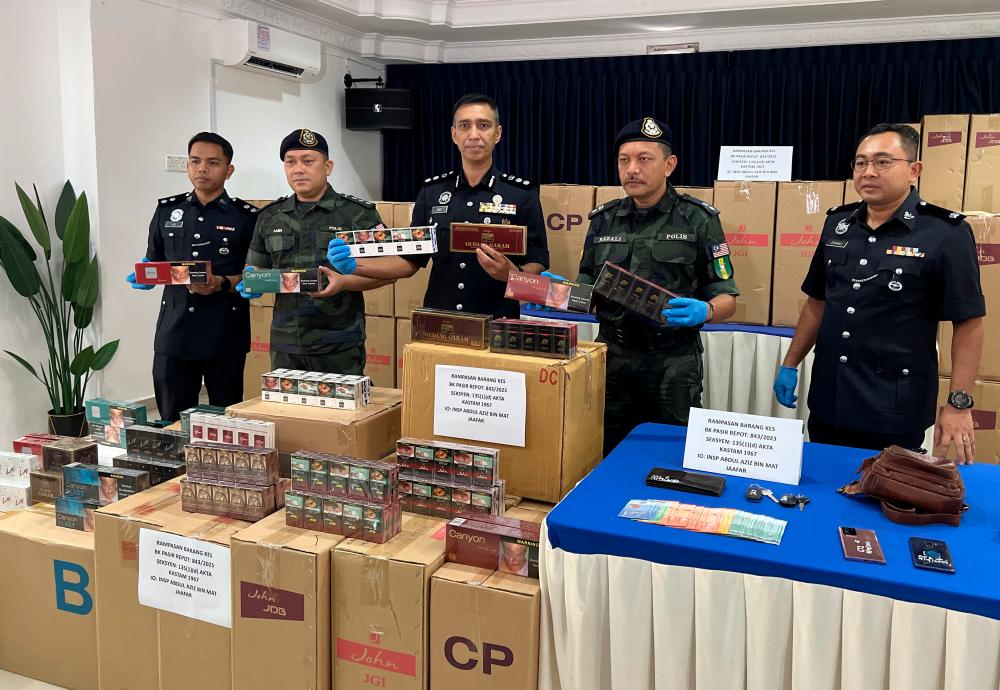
[796,495,810,511]
[779,493,799,508]
[746,484,763,502]
[760,488,780,504]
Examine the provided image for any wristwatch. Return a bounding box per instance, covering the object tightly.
[947,390,974,410]
[219,276,232,292]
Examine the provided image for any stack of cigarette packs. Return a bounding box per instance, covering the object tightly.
[489,318,578,359]
[0,451,38,512]
[445,514,542,578]
[342,225,438,258]
[179,404,226,434]
[189,413,276,449]
[112,425,188,486]
[241,267,325,294]
[14,434,64,505]
[285,451,401,543]
[395,438,504,519]
[85,397,148,448]
[180,442,283,522]
[261,369,372,410]
[133,260,212,285]
[593,261,682,325]
[503,270,594,313]
[411,308,492,350]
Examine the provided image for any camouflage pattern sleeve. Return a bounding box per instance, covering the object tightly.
[695,211,740,300]
[246,211,273,268]
[577,210,606,285]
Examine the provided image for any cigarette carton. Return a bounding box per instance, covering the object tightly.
[241,267,325,293]
[133,260,212,285]
[504,270,594,312]
[450,223,527,255]
[344,225,438,257]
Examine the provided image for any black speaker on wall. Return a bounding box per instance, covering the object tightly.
[346,88,412,131]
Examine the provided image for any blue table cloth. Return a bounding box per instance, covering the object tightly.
[547,422,1000,620]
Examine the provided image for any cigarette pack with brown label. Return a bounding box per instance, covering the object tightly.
[134,260,212,285]
[592,261,681,325]
[504,270,594,312]
[396,438,500,487]
[450,223,527,255]
[411,308,491,350]
[112,454,185,486]
[342,225,438,257]
[124,425,187,462]
[489,318,578,359]
[29,470,62,504]
[445,515,541,577]
[41,437,98,470]
[398,478,505,519]
[283,490,402,544]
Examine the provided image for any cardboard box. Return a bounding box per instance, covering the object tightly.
[401,341,606,502]
[231,509,344,690]
[394,202,416,229]
[594,186,624,207]
[94,479,250,690]
[0,508,98,690]
[397,317,412,384]
[333,513,447,690]
[539,185,596,281]
[227,389,402,460]
[938,213,1000,380]
[936,378,1000,464]
[920,114,969,211]
[712,181,777,325]
[675,186,714,205]
[963,114,1000,213]
[366,283,395,316]
[366,315,397,388]
[843,179,861,204]
[772,181,845,326]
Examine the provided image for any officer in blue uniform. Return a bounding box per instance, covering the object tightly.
[127,132,257,421]
[774,124,985,462]
[327,93,549,317]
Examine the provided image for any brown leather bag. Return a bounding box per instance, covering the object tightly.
[838,446,968,526]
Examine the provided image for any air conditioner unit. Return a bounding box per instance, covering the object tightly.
[219,19,321,82]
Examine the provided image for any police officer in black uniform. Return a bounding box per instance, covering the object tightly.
[774,124,985,462]
[126,132,257,421]
[327,93,549,317]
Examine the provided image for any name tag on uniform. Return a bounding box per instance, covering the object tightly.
[216,225,236,232]
[431,205,449,214]
[826,239,849,248]
[657,231,694,242]
[594,235,626,244]
[165,221,183,229]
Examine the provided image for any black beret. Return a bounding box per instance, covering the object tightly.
[280,128,329,160]
[614,117,674,153]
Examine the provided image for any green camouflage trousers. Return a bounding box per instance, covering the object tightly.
[271,343,366,376]
[601,337,704,457]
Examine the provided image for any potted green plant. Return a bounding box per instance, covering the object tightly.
[0,181,119,436]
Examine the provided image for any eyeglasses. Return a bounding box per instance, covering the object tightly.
[850,157,914,173]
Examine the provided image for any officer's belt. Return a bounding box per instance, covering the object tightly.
[598,324,698,352]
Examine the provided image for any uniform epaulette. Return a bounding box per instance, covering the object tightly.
[500,172,534,188]
[826,201,862,216]
[679,194,719,215]
[257,196,288,212]
[589,197,624,219]
[422,171,454,185]
[231,197,261,214]
[341,194,376,209]
[917,200,965,224]
[157,193,188,205]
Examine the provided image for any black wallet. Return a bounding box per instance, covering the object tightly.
[645,468,726,497]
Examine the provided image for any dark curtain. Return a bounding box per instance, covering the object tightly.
[381,37,1000,201]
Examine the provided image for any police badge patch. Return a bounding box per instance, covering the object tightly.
[438,191,451,204]
[641,117,662,138]
[835,219,850,235]
[170,209,184,222]
[299,128,318,146]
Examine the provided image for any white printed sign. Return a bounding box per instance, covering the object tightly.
[683,408,804,485]
[433,365,526,447]
[138,528,232,628]
[718,146,793,181]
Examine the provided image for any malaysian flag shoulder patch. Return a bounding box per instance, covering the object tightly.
[711,242,730,258]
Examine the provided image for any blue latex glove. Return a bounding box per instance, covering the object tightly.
[235,266,263,300]
[663,297,709,327]
[523,271,567,311]
[773,366,799,408]
[126,257,155,290]
[327,238,357,275]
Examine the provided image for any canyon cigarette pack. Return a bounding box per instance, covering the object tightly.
[411,308,491,350]
[341,225,438,257]
[241,267,325,294]
[61,462,151,505]
[450,222,527,255]
[55,496,100,531]
[504,270,594,312]
[445,515,541,578]
[134,260,212,285]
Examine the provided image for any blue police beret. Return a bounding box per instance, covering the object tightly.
[614,117,674,153]
[280,128,329,160]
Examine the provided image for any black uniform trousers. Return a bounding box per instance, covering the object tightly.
[152,353,247,421]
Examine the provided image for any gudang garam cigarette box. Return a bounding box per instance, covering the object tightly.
[241,267,325,293]
[504,270,594,313]
[341,225,438,257]
[411,308,492,350]
[450,223,527,256]
[134,260,212,285]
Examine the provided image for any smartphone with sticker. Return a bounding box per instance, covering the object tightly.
[838,526,885,564]
[909,537,955,574]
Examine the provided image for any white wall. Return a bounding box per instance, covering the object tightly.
[0,0,99,443]
[90,0,384,403]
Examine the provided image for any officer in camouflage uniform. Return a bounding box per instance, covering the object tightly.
[240,128,389,373]
[579,118,740,456]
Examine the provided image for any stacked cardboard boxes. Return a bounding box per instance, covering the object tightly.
[964,114,1000,213]
[539,185,596,280]
[920,114,969,211]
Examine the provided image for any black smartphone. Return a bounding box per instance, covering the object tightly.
[909,537,956,574]
[838,526,886,564]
